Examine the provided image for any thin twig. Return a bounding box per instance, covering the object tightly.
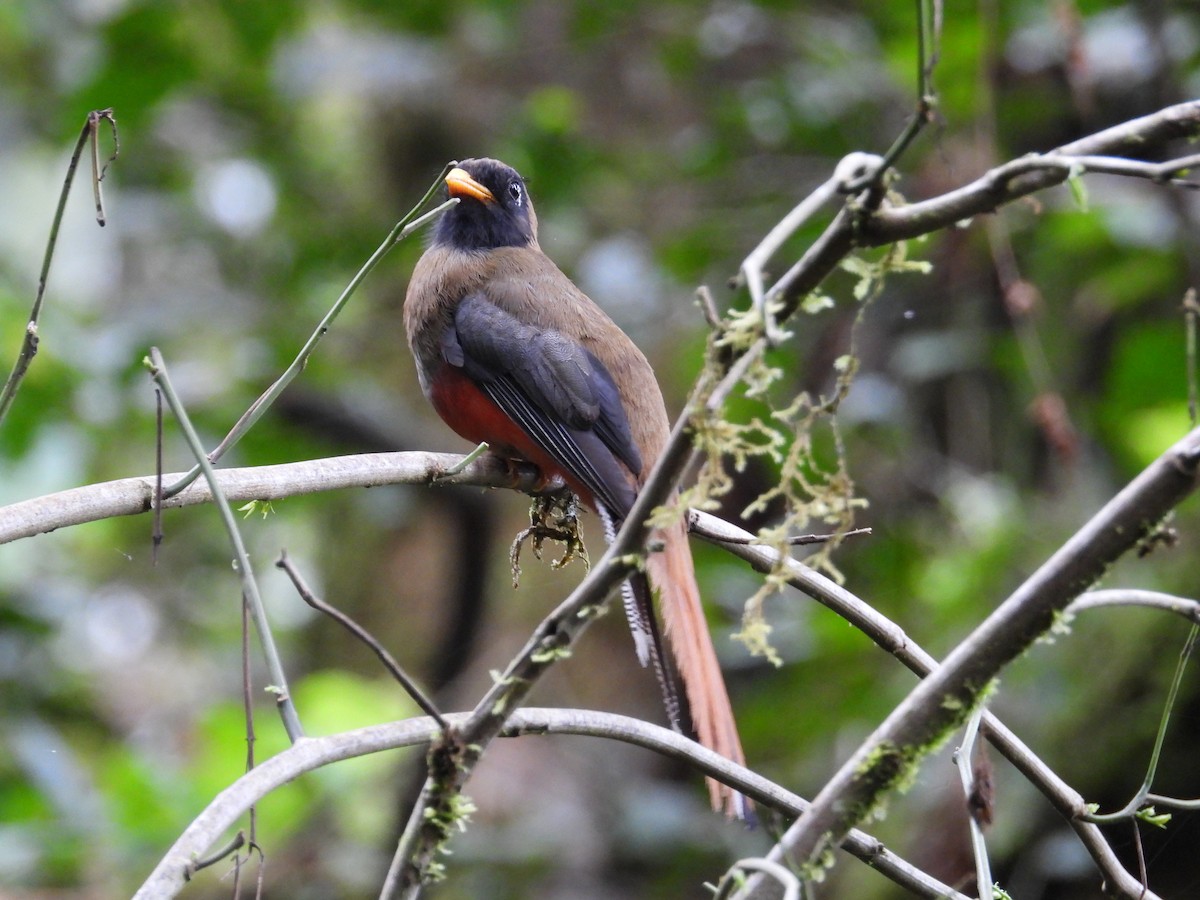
[1133,820,1149,895]
[953,707,994,899]
[431,440,489,481]
[987,151,1200,189]
[1085,622,1199,824]
[696,285,722,329]
[184,830,245,880]
[163,165,460,498]
[146,348,304,743]
[1143,792,1200,811]
[1066,589,1200,624]
[691,515,871,547]
[841,0,941,194]
[275,550,448,729]
[1184,288,1198,427]
[0,108,117,427]
[89,107,119,226]
[713,858,801,900]
[153,386,164,565]
[241,577,260,865]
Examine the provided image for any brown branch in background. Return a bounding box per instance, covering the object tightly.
[0,108,117,427]
[88,107,119,225]
[1185,288,1198,427]
[240,582,261,886]
[976,9,1080,466]
[153,386,164,566]
[275,551,448,730]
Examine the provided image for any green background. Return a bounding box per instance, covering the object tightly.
[1,1,1198,897]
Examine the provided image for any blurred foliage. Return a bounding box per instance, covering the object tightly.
[1,1,1200,897]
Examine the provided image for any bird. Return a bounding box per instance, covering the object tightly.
[404,157,747,818]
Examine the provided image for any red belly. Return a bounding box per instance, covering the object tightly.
[428,364,597,507]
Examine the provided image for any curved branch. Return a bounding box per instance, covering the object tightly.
[133,708,968,900]
[1068,589,1200,623]
[0,451,542,546]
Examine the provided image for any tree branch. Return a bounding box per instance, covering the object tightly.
[0,451,542,546]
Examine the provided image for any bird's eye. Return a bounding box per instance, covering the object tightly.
[507,181,523,204]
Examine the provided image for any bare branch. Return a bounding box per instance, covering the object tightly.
[0,451,542,546]
[1068,589,1200,623]
[713,859,800,900]
[275,550,448,729]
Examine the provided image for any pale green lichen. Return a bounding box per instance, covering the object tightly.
[530,642,573,664]
[696,245,930,664]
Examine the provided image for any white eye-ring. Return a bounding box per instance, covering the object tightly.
[508,181,524,205]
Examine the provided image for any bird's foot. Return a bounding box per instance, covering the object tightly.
[509,490,588,588]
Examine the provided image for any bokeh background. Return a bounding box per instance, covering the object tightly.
[1,1,1200,897]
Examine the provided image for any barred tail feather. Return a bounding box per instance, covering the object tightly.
[647,519,750,820]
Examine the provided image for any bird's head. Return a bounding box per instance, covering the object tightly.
[432,158,539,251]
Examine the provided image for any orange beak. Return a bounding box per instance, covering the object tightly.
[445,167,495,203]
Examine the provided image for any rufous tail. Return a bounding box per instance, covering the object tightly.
[647,519,750,820]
